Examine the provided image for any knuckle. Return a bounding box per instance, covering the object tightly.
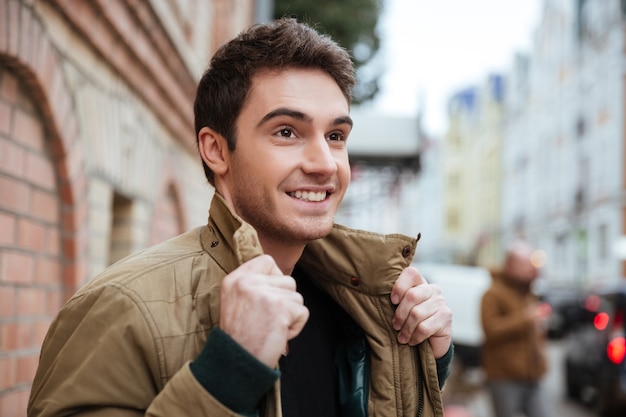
[408,305,421,320]
[405,288,421,304]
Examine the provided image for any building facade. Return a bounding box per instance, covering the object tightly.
[502,0,626,285]
[0,1,263,414]
[442,74,505,268]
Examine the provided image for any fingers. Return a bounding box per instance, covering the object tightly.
[391,267,453,357]
[391,267,429,326]
[391,266,426,304]
[219,255,309,367]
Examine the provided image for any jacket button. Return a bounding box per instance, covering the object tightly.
[350,277,359,286]
[210,241,219,248]
[402,246,411,258]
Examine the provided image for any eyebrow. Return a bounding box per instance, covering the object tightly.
[257,107,353,129]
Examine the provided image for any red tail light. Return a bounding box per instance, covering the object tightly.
[595,312,610,330]
[607,337,626,364]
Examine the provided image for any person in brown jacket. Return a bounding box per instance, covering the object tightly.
[28,18,453,417]
[480,241,549,417]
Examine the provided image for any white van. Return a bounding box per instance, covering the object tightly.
[412,262,492,368]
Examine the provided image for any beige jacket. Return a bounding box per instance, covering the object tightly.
[28,194,444,417]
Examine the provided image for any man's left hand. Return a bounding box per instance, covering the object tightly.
[391,266,452,358]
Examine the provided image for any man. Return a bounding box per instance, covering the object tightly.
[480,241,549,417]
[28,18,453,417]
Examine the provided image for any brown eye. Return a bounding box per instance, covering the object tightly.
[279,128,293,137]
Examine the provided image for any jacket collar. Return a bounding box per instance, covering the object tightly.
[300,226,419,295]
[201,193,419,294]
[201,193,264,274]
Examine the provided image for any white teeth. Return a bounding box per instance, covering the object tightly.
[291,191,326,202]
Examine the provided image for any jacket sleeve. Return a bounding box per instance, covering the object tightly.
[27,285,244,417]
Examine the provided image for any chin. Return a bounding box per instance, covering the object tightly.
[299,223,334,242]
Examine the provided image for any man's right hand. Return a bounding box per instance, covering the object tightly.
[219,255,309,367]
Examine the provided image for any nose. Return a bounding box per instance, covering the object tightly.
[301,135,337,177]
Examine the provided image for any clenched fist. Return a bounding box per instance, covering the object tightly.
[219,255,310,367]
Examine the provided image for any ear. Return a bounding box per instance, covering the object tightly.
[198,126,229,177]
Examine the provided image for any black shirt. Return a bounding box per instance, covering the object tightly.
[279,267,349,417]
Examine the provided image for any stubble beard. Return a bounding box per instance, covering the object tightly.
[234,195,335,245]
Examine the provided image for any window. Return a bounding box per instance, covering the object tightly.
[109,193,134,265]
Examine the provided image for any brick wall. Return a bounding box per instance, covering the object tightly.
[0,68,64,416]
[0,1,256,415]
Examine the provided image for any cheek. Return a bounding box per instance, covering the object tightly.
[337,154,351,183]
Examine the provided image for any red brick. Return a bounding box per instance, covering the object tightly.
[24,151,55,192]
[12,108,44,151]
[0,356,16,390]
[17,218,46,252]
[16,287,46,316]
[0,321,31,351]
[0,286,15,318]
[16,354,39,384]
[61,235,77,259]
[34,257,61,286]
[45,289,62,316]
[0,100,11,135]
[0,212,16,246]
[1,251,34,284]
[0,388,29,417]
[0,138,24,176]
[44,227,60,257]
[0,175,30,212]
[30,189,59,224]
[33,319,52,347]
[62,262,83,294]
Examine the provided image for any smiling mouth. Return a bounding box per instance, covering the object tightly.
[287,190,328,202]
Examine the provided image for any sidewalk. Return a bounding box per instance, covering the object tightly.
[442,359,493,417]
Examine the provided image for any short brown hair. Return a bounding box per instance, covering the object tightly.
[193,18,356,185]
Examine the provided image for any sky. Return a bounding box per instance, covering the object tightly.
[367,0,543,137]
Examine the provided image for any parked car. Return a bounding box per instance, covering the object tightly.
[536,284,587,339]
[563,281,626,416]
[412,262,491,368]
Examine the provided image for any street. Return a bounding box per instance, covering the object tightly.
[443,340,596,417]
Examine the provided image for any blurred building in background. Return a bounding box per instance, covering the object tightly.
[436,0,626,286]
[442,75,505,268]
[502,0,625,285]
[0,0,269,412]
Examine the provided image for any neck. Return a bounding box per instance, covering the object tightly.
[259,237,306,275]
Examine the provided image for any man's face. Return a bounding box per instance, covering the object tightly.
[508,251,539,283]
[219,68,352,246]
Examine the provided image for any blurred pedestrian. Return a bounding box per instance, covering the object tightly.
[480,241,549,417]
[28,17,453,417]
